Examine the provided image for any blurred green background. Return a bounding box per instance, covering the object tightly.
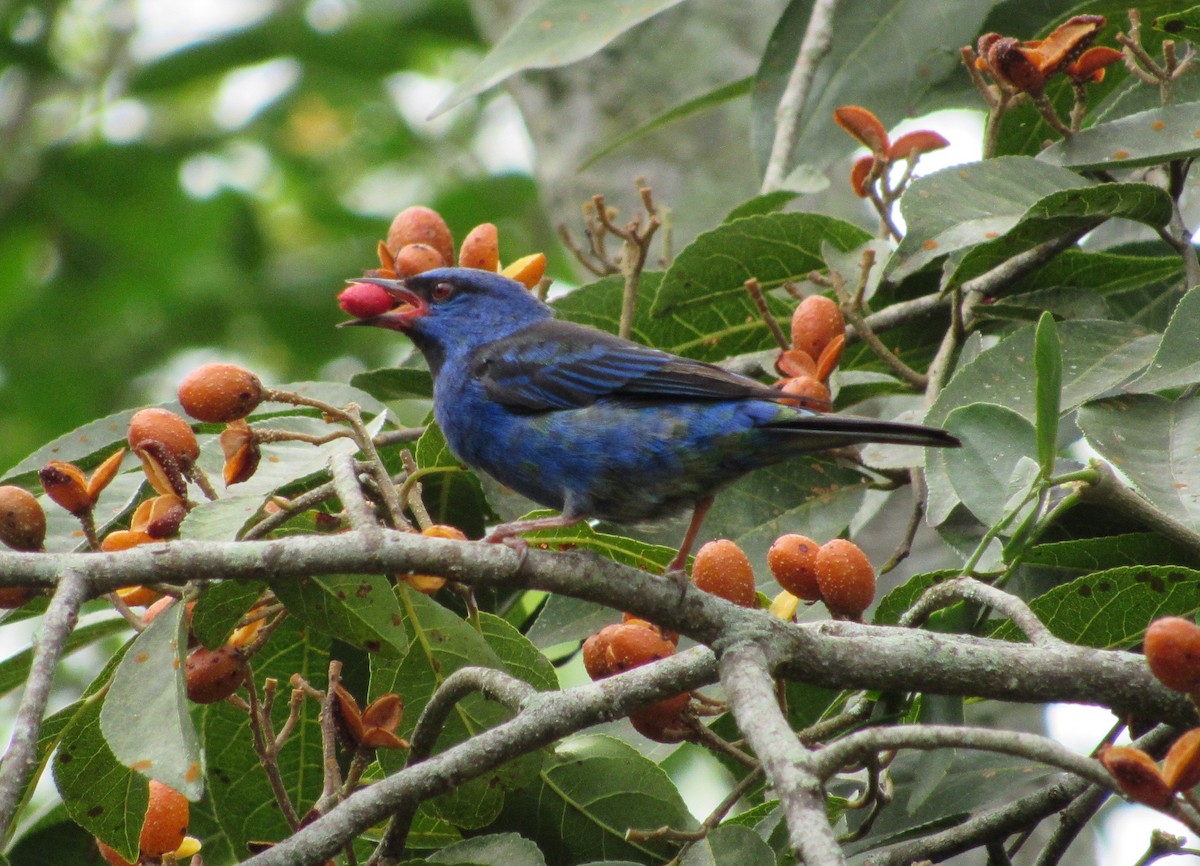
[0,0,570,473]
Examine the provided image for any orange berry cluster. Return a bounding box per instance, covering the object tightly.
[96,779,194,865]
[776,295,846,409]
[678,534,877,620]
[338,205,548,319]
[769,534,876,621]
[1095,616,1200,809]
[833,105,949,199]
[975,15,1121,97]
[582,615,689,743]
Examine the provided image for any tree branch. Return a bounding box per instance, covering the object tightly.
[761,0,843,192]
[0,568,89,835]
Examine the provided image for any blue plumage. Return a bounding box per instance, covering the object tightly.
[346,268,957,565]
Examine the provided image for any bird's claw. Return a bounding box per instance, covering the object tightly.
[484,531,530,573]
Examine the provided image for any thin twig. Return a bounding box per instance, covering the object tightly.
[0,569,89,835]
[762,0,843,192]
[744,278,790,350]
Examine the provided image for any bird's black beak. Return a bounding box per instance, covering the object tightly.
[337,277,428,331]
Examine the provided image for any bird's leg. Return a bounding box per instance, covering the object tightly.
[666,496,715,592]
[483,512,587,571]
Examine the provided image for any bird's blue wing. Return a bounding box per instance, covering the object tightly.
[468,319,782,410]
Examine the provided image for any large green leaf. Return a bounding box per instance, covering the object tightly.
[651,212,870,317]
[499,734,696,863]
[1034,312,1063,477]
[272,573,409,657]
[888,157,1089,281]
[1024,533,1200,573]
[437,0,691,113]
[926,320,1157,524]
[413,421,493,538]
[948,183,1173,287]
[426,832,548,865]
[943,404,1038,527]
[1078,394,1200,528]
[992,566,1200,647]
[204,618,328,853]
[99,601,203,798]
[53,697,147,863]
[1130,286,1200,393]
[1039,102,1200,171]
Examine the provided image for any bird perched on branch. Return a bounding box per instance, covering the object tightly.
[342,268,958,580]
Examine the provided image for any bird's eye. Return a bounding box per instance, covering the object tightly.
[431,281,454,302]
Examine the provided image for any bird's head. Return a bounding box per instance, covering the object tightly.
[340,267,553,347]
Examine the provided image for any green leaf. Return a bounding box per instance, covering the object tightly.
[427,832,548,865]
[872,570,964,627]
[680,824,775,866]
[1078,394,1200,527]
[1130,286,1200,392]
[413,421,494,537]
[0,618,128,700]
[99,600,202,798]
[4,803,101,866]
[580,77,754,171]
[942,404,1039,527]
[925,320,1157,524]
[204,618,328,853]
[1039,102,1200,171]
[499,734,696,863]
[992,566,1200,647]
[192,580,267,650]
[53,697,147,863]
[1025,533,1200,572]
[271,573,408,657]
[350,366,434,401]
[651,212,870,317]
[437,0,691,113]
[724,191,802,222]
[1,407,145,485]
[888,157,1089,281]
[948,183,1173,288]
[1154,5,1200,42]
[478,612,559,694]
[1034,312,1063,477]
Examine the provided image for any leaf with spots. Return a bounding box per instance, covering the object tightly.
[991,566,1200,647]
[437,0,690,114]
[271,573,408,657]
[650,212,870,318]
[1039,101,1200,172]
[53,696,148,864]
[888,157,1089,281]
[99,600,203,799]
[1024,534,1200,573]
[204,617,328,853]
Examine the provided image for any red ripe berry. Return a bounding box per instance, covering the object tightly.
[691,539,756,607]
[605,622,677,673]
[140,780,189,857]
[815,539,876,620]
[178,363,264,424]
[582,623,625,680]
[790,295,845,363]
[629,692,691,743]
[1144,617,1200,695]
[1099,744,1173,809]
[338,281,393,318]
[185,645,248,704]
[767,534,822,601]
[0,485,46,551]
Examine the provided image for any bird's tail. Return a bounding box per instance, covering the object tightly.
[766,413,960,451]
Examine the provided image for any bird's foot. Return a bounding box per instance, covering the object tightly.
[665,563,690,603]
[483,526,531,572]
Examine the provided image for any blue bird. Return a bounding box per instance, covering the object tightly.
[344,267,958,577]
